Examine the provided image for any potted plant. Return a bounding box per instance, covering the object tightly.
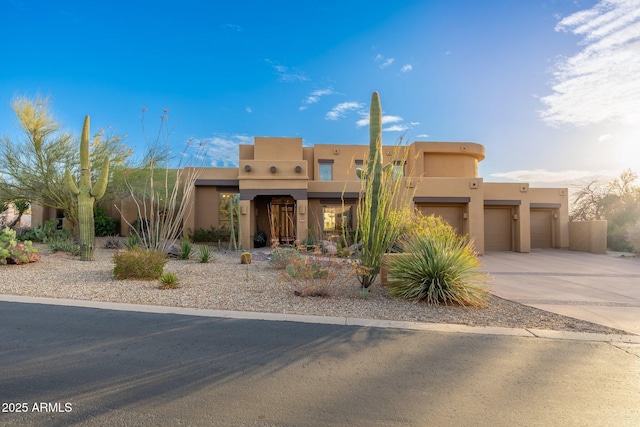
[253,229,267,248]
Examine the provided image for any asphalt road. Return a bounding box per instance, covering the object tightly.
[1,301,639,427]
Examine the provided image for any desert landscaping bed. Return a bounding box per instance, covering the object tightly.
[0,241,628,335]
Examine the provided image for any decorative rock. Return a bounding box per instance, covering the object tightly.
[324,244,338,256]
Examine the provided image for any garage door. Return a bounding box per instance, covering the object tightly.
[531,209,552,248]
[484,208,512,251]
[418,204,464,234]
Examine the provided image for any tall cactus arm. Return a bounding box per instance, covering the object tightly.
[90,159,110,200]
[65,169,80,195]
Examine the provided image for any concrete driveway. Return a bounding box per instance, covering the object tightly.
[481,249,640,335]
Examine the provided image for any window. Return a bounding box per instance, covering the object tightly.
[318,159,333,181]
[355,160,363,181]
[322,204,352,239]
[219,193,239,228]
[393,161,404,180]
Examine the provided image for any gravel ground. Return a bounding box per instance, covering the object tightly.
[0,240,628,335]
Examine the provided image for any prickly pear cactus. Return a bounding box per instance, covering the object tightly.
[0,227,38,265]
[65,116,110,261]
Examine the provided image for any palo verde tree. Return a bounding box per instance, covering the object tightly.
[65,116,110,261]
[0,96,130,230]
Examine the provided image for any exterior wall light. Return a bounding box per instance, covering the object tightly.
[270,166,277,173]
[295,165,302,173]
[244,165,252,172]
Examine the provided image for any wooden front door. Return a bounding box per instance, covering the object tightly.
[270,197,296,245]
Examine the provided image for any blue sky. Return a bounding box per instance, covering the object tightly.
[1,0,639,187]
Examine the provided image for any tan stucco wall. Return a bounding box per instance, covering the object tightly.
[408,142,484,178]
[254,137,303,160]
[569,220,607,254]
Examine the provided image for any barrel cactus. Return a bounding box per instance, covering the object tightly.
[65,116,110,261]
[240,251,252,264]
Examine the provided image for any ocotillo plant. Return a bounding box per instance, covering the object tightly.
[65,116,110,261]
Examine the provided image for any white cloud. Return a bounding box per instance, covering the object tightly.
[222,23,244,32]
[383,115,403,124]
[245,107,252,113]
[417,134,429,138]
[598,133,612,141]
[383,124,409,132]
[490,168,619,186]
[191,134,252,167]
[301,88,335,109]
[265,59,309,82]
[325,102,364,120]
[374,53,395,69]
[356,114,404,128]
[540,0,640,126]
[400,64,413,72]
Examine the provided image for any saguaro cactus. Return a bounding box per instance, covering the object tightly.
[65,116,110,261]
[367,91,383,230]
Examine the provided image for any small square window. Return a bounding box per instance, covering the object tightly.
[355,160,364,181]
[393,162,404,180]
[319,163,333,181]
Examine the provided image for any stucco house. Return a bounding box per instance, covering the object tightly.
[183,137,569,254]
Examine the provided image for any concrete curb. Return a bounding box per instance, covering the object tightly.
[2,294,639,344]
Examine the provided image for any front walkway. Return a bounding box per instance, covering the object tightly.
[481,249,640,335]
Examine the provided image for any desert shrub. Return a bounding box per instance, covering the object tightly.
[240,252,252,264]
[21,219,70,243]
[0,227,38,264]
[47,237,80,256]
[388,228,488,307]
[103,235,122,249]
[281,256,353,297]
[627,220,640,253]
[158,271,180,289]
[269,247,302,269]
[94,204,118,237]
[190,225,232,243]
[179,239,193,260]
[197,245,214,263]
[113,246,167,280]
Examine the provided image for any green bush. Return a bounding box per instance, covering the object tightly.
[269,247,302,269]
[388,229,488,307]
[94,204,118,237]
[189,225,232,243]
[113,246,167,280]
